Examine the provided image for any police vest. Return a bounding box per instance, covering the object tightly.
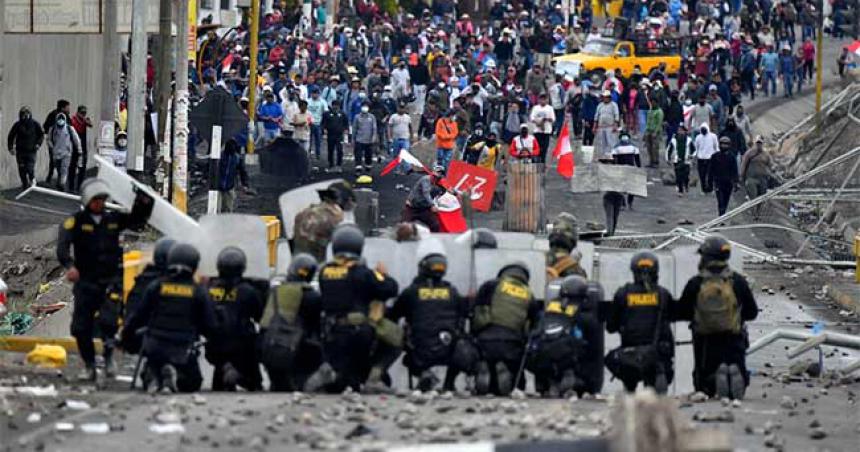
[411,282,460,338]
[542,298,578,339]
[208,281,254,338]
[486,277,532,333]
[319,259,362,317]
[149,280,196,335]
[621,285,663,345]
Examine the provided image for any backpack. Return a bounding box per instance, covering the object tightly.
[258,284,305,371]
[694,270,741,335]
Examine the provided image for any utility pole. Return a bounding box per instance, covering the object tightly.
[174,0,190,213]
[0,0,6,142]
[155,0,173,142]
[815,0,824,113]
[247,0,260,158]
[127,0,148,173]
[98,0,119,156]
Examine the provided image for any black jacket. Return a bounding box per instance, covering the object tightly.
[607,282,676,349]
[708,149,739,187]
[318,258,399,318]
[125,274,216,346]
[322,110,349,137]
[7,119,44,154]
[389,277,468,344]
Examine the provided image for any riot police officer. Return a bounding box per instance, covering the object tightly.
[677,236,758,400]
[314,224,400,393]
[205,247,265,391]
[124,243,215,393]
[546,213,587,279]
[123,237,175,354]
[388,247,478,392]
[472,262,541,396]
[606,252,676,394]
[57,178,153,382]
[259,254,323,392]
[527,276,592,397]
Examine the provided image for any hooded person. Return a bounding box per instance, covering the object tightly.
[606,252,676,394]
[388,240,477,391]
[57,178,154,383]
[293,182,356,262]
[6,106,45,188]
[204,247,265,391]
[46,113,82,192]
[676,236,758,400]
[666,123,695,195]
[693,123,719,193]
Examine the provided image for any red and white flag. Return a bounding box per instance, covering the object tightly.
[380,149,430,176]
[552,122,575,179]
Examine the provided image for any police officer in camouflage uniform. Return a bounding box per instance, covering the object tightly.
[124,243,216,393]
[388,249,478,392]
[57,178,153,382]
[606,252,676,394]
[472,262,542,396]
[313,224,401,393]
[546,213,587,280]
[205,247,265,391]
[259,254,323,392]
[293,182,356,262]
[123,238,175,354]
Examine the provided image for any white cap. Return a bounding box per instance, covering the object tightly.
[602,90,611,97]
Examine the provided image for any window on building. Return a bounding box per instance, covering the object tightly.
[201,0,214,9]
[221,0,231,9]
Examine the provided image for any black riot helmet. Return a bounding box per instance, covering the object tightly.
[217,246,247,280]
[152,238,177,270]
[419,253,448,279]
[167,243,200,274]
[288,253,319,282]
[698,235,731,265]
[630,251,659,285]
[471,228,498,249]
[498,261,530,283]
[559,275,589,300]
[331,223,364,258]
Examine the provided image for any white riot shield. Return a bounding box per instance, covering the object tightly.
[275,239,293,276]
[360,238,419,290]
[194,214,271,280]
[474,249,547,299]
[577,241,596,278]
[278,179,345,240]
[94,155,200,242]
[597,249,676,300]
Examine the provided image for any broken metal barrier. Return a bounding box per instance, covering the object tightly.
[747,328,860,375]
[504,161,546,233]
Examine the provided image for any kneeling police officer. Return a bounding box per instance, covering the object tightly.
[606,252,676,394]
[124,243,215,393]
[123,238,175,354]
[472,262,541,396]
[388,248,478,391]
[314,224,401,393]
[259,253,323,391]
[205,247,264,391]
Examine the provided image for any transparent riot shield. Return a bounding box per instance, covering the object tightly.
[193,214,271,280]
[278,179,345,240]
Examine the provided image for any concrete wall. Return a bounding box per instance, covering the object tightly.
[1,35,105,190]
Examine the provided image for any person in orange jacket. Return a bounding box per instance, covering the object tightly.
[435,111,459,172]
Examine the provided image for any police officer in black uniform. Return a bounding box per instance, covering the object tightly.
[388,250,478,392]
[606,252,676,394]
[205,247,265,391]
[57,178,153,382]
[124,243,215,393]
[259,253,322,392]
[527,276,591,397]
[314,224,400,393]
[123,238,175,354]
[677,236,758,400]
[472,262,542,396]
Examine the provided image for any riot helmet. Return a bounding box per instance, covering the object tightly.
[630,251,659,286]
[549,213,579,251]
[288,253,318,282]
[331,224,364,258]
[167,243,200,274]
[559,275,589,300]
[698,235,731,261]
[471,228,498,249]
[498,261,530,283]
[419,253,448,279]
[152,238,177,270]
[80,178,111,206]
[217,246,247,280]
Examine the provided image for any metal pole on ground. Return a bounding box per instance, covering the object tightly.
[247,0,261,160]
[127,0,148,173]
[173,0,190,213]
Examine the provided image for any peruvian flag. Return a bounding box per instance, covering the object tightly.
[552,122,575,179]
[380,148,431,176]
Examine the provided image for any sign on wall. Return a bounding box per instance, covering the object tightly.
[5,0,160,34]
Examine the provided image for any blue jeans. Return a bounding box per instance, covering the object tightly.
[802,25,815,42]
[436,148,453,172]
[783,73,794,97]
[310,124,323,158]
[637,110,648,136]
[762,71,777,96]
[391,138,410,155]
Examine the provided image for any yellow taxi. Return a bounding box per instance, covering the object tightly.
[553,37,682,79]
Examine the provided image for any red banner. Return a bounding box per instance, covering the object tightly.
[445,161,498,212]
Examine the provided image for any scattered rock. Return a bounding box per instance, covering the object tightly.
[779,396,796,410]
[689,392,708,403]
[809,428,827,440]
[692,410,735,423]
